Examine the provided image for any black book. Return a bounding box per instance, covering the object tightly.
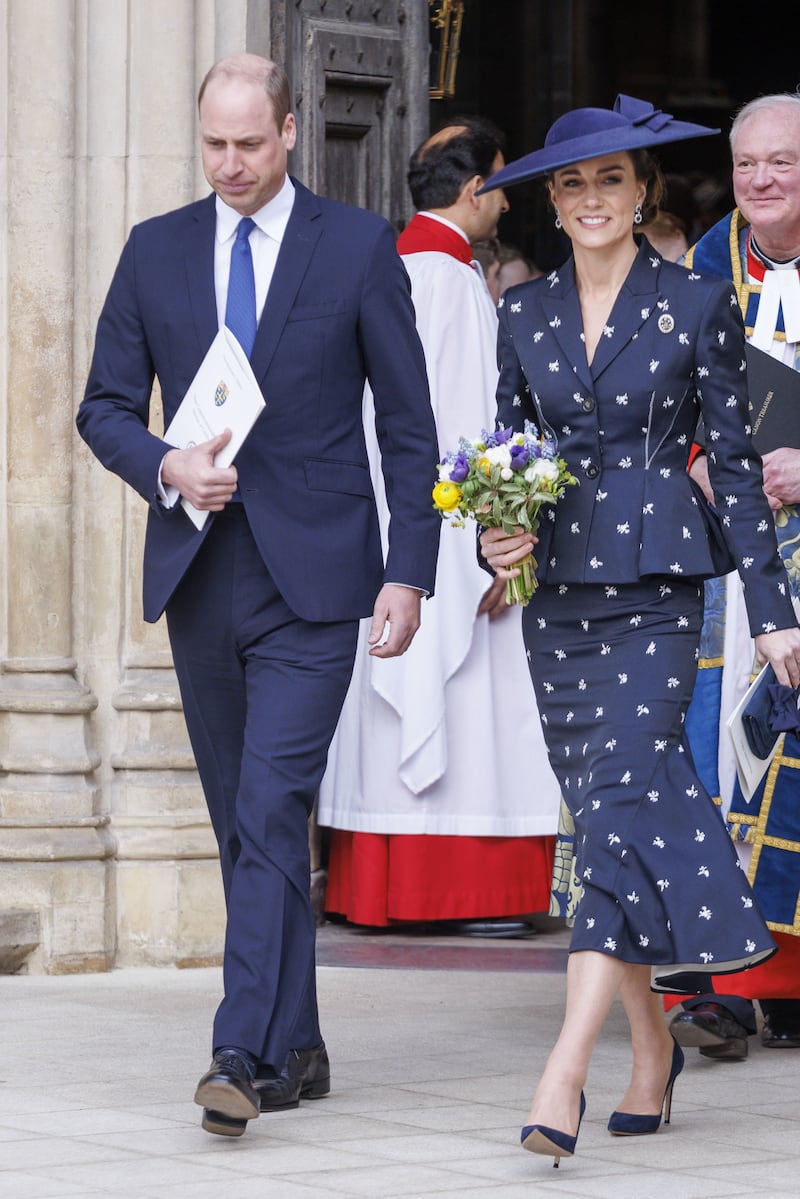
[745,343,800,455]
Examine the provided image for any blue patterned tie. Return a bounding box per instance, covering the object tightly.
[225,217,257,356]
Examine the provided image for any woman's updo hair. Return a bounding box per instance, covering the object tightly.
[628,148,664,226]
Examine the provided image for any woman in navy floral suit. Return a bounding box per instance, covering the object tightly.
[477,96,800,1165]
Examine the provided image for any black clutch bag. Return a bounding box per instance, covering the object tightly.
[741,664,800,758]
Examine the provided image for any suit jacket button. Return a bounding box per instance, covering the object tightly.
[586,463,599,479]
[581,397,594,412]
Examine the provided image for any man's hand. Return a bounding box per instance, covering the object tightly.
[161,429,238,510]
[689,453,714,505]
[477,574,509,621]
[761,448,800,511]
[367,584,422,658]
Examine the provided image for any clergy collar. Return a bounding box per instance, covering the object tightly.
[749,231,800,271]
[396,212,474,265]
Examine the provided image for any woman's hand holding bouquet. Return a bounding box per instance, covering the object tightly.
[432,422,578,606]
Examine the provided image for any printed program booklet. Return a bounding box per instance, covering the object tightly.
[163,328,265,529]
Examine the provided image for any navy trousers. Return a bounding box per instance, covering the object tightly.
[166,506,358,1069]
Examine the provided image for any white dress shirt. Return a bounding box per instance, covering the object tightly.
[213,175,296,326]
[159,176,296,503]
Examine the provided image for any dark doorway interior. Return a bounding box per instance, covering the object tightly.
[431,1,800,270]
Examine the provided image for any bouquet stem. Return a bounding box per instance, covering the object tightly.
[505,551,538,606]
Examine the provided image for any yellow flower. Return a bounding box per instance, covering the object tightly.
[477,456,491,475]
[432,480,463,511]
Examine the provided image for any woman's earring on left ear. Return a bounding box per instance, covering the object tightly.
[634,203,643,225]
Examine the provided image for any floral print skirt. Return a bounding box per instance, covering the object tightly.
[522,578,776,993]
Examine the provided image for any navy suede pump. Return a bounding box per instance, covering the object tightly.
[521,1091,586,1167]
[607,1040,684,1135]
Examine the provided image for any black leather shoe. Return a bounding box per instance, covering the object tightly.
[201,1108,247,1137]
[194,1050,260,1126]
[256,1042,331,1111]
[669,1003,749,1060]
[761,1017,800,1047]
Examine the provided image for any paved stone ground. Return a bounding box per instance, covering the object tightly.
[1,920,798,1198]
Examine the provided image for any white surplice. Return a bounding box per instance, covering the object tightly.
[318,250,561,835]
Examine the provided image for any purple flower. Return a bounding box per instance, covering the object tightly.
[449,453,470,482]
[510,444,530,470]
[493,426,515,446]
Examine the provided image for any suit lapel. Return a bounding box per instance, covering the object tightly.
[184,195,219,354]
[250,179,324,383]
[537,260,595,394]
[588,239,662,381]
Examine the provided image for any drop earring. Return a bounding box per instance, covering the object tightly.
[554,208,562,230]
[634,202,643,225]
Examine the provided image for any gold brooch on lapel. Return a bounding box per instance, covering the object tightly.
[657,313,675,333]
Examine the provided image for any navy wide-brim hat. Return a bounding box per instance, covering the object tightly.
[477,94,719,193]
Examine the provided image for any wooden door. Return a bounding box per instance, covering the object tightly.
[273,0,429,229]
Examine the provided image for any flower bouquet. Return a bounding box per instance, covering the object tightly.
[432,421,578,605]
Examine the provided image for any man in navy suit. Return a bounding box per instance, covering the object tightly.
[78,53,439,1137]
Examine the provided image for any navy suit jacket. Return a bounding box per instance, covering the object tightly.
[78,181,440,623]
[495,237,794,638]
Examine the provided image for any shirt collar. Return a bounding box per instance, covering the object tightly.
[215,174,296,243]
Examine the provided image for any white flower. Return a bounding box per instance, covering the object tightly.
[525,457,560,484]
[500,467,513,481]
[483,444,512,470]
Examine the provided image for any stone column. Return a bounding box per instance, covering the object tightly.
[73,0,230,968]
[0,0,113,973]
